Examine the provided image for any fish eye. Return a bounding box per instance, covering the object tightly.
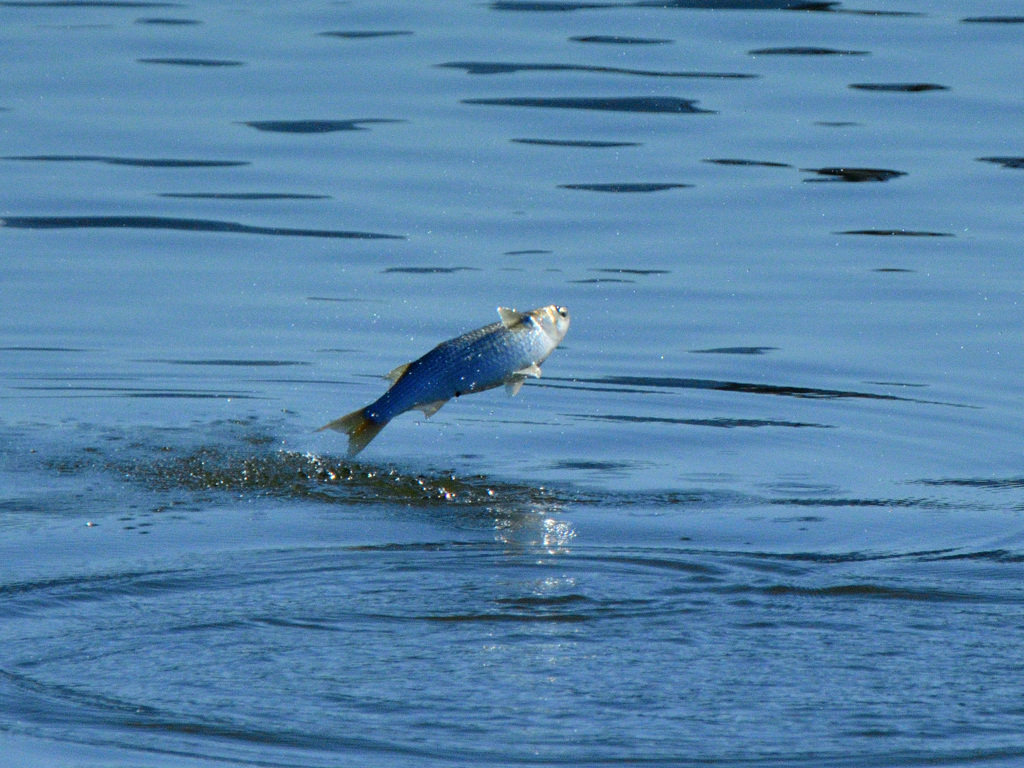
[557,307,568,317]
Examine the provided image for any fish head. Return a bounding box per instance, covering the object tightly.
[531,305,570,345]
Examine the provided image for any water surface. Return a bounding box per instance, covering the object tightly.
[3,1,1024,766]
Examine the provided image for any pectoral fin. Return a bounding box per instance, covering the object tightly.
[505,377,526,397]
[505,363,541,396]
[498,307,525,328]
[384,362,410,384]
[416,399,448,418]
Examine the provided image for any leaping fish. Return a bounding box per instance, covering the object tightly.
[319,305,570,457]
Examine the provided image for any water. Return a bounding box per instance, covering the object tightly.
[2,1,1024,765]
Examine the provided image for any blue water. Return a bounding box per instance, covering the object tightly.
[3,1,1024,766]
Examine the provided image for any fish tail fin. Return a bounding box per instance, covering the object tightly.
[317,408,386,458]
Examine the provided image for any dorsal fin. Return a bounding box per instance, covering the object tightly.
[384,362,410,384]
[497,307,525,328]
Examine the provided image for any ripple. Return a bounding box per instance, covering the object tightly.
[749,46,868,55]
[440,61,752,78]
[463,96,715,114]
[803,167,906,182]
[591,268,669,275]
[759,583,988,603]
[918,477,1024,490]
[135,16,199,24]
[560,182,692,192]
[0,346,87,352]
[690,346,778,355]
[704,158,791,168]
[319,30,413,39]
[16,384,255,399]
[489,1,618,9]
[570,35,672,44]
[551,460,636,471]
[241,119,404,133]
[961,16,1024,24]
[545,375,963,405]
[850,83,949,93]
[574,413,833,429]
[978,156,1024,170]
[512,138,641,148]
[158,192,330,200]
[4,154,247,168]
[139,58,244,67]
[490,0,839,9]
[837,229,953,237]
[139,359,310,367]
[382,266,480,274]
[0,1,180,6]
[0,216,404,239]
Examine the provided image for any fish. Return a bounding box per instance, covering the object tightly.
[318,305,570,457]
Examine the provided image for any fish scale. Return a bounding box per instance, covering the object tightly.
[320,306,570,456]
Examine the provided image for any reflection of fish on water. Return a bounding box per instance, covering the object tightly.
[319,306,570,457]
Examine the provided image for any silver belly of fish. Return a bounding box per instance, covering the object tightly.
[318,305,570,456]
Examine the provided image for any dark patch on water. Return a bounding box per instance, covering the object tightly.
[560,183,691,192]
[512,138,641,148]
[551,459,636,471]
[570,35,672,44]
[803,167,906,182]
[758,583,986,603]
[382,266,480,274]
[814,121,860,127]
[873,268,915,273]
[850,83,949,93]
[504,249,553,255]
[690,346,778,355]
[463,96,715,114]
[961,16,1024,24]
[138,58,244,67]
[319,30,413,39]
[574,413,832,428]
[240,119,404,134]
[91,444,567,510]
[440,62,753,79]
[4,155,248,168]
[978,157,1024,170]
[918,477,1024,490]
[591,268,670,275]
[704,158,791,168]
[139,359,310,367]
[837,229,953,237]
[568,278,636,284]
[158,192,330,200]
[749,46,868,55]
[0,216,404,239]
